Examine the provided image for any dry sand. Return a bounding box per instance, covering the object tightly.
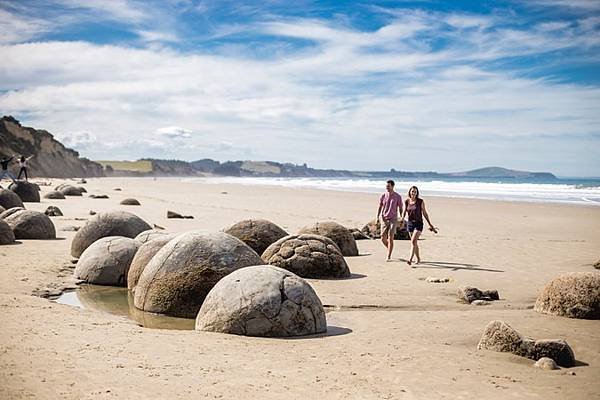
[1,177,599,399]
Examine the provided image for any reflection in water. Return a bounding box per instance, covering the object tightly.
[55,285,195,330]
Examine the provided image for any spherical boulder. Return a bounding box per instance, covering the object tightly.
[3,209,56,239]
[74,236,139,286]
[127,233,177,292]
[196,265,327,337]
[134,231,264,318]
[134,229,170,245]
[43,190,65,200]
[0,207,25,220]
[298,221,358,256]
[534,272,600,319]
[262,234,351,279]
[71,211,151,258]
[59,185,83,196]
[0,219,15,244]
[9,181,40,202]
[534,357,558,370]
[120,198,141,206]
[0,188,24,209]
[224,219,288,255]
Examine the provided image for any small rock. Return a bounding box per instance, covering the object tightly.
[114,188,122,191]
[89,210,96,215]
[458,286,500,303]
[426,277,449,283]
[594,259,599,269]
[167,210,193,219]
[472,300,490,306]
[45,206,63,217]
[535,357,558,370]
[89,194,109,199]
[61,225,80,232]
[120,198,141,206]
[77,179,87,184]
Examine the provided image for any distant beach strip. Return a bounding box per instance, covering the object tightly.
[186,177,600,206]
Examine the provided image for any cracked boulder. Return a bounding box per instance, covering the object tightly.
[457,286,500,303]
[0,207,25,219]
[44,206,63,217]
[134,229,171,245]
[298,221,358,257]
[0,188,24,209]
[120,198,141,205]
[134,231,264,318]
[534,272,599,319]
[71,210,151,258]
[262,234,351,279]
[127,233,177,293]
[43,190,65,199]
[3,209,56,239]
[224,219,288,256]
[74,236,139,286]
[0,219,15,244]
[9,181,40,202]
[477,320,575,367]
[196,265,327,337]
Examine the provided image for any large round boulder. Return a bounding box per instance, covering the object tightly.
[0,188,24,209]
[0,207,25,220]
[71,211,151,258]
[534,272,599,319]
[0,219,15,244]
[59,185,84,196]
[298,221,359,256]
[134,231,264,318]
[224,219,288,255]
[262,234,351,279]
[9,181,40,202]
[43,190,66,200]
[74,236,139,286]
[127,233,177,292]
[3,209,56,239]
[196,265,327,337]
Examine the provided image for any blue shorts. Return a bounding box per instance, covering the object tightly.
[407,220,423,233]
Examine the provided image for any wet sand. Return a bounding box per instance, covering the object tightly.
[1,177,599,399]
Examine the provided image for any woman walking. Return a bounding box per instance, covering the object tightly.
[400,186,437,266]
[17,155,34,181]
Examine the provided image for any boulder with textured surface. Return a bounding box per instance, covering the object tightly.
[127,233,177,292]
[0,219,15,244]
[361,219,410,240]
[534,272,599,320]
[74,236,139,286]
[43,190,65,199]
[349,228,369,240]
[196,265,327,337]
[0,207,25,219]
[535,357,558,370]
[224,219,288,255]
[298,221,359,257]
[71,211,151,258]
[458,286,500,303]
[9,181,40,202]
[44,206,63,217]
[0,188,25,209]
[134,231,263,318]
[262,234,351,279]
[594,259,600,269]
[120,198,141,205]
[477,320,575,367]
[134,229,171,245]
[4,209,56,239]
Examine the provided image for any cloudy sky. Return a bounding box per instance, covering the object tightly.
[1,0,599,176]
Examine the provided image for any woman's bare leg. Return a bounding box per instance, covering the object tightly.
[414,230,422,263]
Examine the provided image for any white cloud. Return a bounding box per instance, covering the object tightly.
[155,126,194,139]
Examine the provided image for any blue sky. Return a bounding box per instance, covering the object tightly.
[1,0,599,176]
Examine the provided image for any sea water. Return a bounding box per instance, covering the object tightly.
[184,176,600,206]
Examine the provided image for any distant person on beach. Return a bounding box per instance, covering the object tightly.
[17,155,34,181]
[400,186,438,266]
[0,154,18,184]
[376,180,403,261]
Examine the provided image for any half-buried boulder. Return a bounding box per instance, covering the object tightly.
[4,209,56,239]
[0,219,15,244]
[120,198,141,206]
[74,236,139,286]
[477,320,575,367]
[0,207,25,219]
[0,188,24,209]
[224,219,288,255]
[262,234,351,279]
[298,221,359,256]
[71,211,152,258]
[134,231,263,318]
[134,229,171,245]
[196,265,327,337]
[59,185,83,196]
[534,272,599,319]
[43,190,65,199]
[127,233,177,292]
[44,206,63,217]
[9,181,40,202]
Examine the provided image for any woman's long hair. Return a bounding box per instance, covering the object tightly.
[408,186,420,199]
[20,155,25,162]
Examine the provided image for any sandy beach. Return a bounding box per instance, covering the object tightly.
[1,177,599,400]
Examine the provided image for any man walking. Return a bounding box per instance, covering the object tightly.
[0,155,18,184]
[376,180,403,261]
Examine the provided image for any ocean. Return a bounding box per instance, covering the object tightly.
[185,176,600,206]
